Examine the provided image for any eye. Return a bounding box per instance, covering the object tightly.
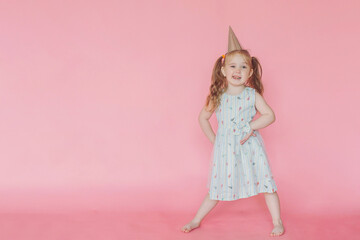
[242,66,247,68]
[230,66,235,68]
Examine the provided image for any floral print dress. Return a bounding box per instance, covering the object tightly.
[207,87,278,201]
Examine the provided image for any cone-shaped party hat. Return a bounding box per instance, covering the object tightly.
[228,26,243,52]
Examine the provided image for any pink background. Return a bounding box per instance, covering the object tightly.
[1,0,360,220]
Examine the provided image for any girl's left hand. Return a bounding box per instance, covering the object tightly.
[240,130,256,145]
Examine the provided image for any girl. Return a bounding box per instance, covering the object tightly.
[181,27,284,237]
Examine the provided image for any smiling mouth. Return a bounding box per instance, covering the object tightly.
[232,76,241,80]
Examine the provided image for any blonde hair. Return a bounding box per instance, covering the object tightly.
[205,49,264,112]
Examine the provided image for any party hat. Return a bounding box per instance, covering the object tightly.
[228,26,243,52]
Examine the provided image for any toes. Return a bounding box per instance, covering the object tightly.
[183,226,190,232]
[270,231,283,237]
[181,226,190,232]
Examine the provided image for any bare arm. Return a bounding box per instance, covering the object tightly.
[198,101,216,144]
[249,92,276,131]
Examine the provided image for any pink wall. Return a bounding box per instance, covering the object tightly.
[0,0,359,214]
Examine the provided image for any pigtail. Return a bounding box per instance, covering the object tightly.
[249,56,264,95]
[205,56,226,112]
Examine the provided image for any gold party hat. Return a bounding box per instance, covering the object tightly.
[228,26,243,52]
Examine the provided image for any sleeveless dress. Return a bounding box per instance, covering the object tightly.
[207,87,278,201]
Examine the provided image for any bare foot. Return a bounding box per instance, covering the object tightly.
[181,220,200,233]
[269,219,284,237]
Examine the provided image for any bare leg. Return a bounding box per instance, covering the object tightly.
[264,192,285,236]
[181,191,219,233]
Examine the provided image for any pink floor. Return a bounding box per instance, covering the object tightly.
[0,210,359,240]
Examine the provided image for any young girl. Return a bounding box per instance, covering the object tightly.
[181,27,285,237]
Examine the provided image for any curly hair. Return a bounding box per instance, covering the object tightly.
[204,49,264,112]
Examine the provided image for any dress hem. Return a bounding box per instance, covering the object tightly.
[208,188,278,201]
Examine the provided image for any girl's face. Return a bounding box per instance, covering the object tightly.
[221,54,253,87]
